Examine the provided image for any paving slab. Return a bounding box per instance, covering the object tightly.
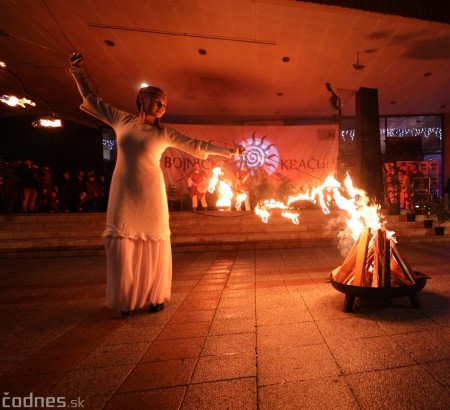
[0,243,449,409]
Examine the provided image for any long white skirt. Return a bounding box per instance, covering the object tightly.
[104,237,172,311]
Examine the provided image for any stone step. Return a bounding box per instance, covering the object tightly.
[0,229,103,240]
[0,211,448,258]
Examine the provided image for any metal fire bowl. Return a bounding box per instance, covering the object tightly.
[330,271,428,312]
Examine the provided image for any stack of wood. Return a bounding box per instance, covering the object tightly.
[332,227,419,287]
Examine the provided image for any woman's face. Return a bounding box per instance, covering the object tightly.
[142,94,167,118]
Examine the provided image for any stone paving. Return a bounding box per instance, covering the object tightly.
[0,243,449,409]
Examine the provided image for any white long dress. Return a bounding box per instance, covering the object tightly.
[70,67,234,311]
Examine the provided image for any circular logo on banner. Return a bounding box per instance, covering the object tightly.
[235,132,279,176]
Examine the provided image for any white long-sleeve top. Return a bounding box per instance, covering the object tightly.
[70,67,234,240]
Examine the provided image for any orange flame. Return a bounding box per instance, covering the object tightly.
[208,167,233,209]
[267,173,392,241]
[208,167,221,194]
[206,167,390,243]
[235,193,247,210]
[1,95,36,108]
[254,199,299,224]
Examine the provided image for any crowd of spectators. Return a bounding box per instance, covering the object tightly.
[0,158,109,214]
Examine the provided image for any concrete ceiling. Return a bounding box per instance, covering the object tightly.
[1,0,449,128]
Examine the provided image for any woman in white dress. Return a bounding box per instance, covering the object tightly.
[69,53,244,316]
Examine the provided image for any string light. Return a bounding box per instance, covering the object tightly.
[103,139,117,150]
[386,127,442,140]
[340,126,442,141]
[340,129,355,141]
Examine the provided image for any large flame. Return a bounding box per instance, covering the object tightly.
[207,168,391,243]
[288,173,390,240]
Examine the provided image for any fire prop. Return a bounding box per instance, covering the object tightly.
[330,226,428,312]
[208,167,233,209]
[1,95,36,108]
[255,199,299,224]
[206,168,428,311]
[331,226,422,287]
[235,193,248,211]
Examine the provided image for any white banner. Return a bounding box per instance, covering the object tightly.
[162,124,338,203]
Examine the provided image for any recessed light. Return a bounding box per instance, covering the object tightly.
[282,57,290,62]
[104,40,115,47]
[198,49,207,55]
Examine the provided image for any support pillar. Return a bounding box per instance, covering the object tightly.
[355,87,383,203]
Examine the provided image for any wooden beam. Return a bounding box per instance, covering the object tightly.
[383,235,391,288]
[353,228,371,286]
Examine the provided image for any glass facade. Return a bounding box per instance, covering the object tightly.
[339,115,444,212]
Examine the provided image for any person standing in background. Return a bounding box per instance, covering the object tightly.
[187,163,208,211]
[18,159,38,212]
[234,162,251,211]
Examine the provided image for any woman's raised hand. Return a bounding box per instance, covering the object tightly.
[69,52,83,68]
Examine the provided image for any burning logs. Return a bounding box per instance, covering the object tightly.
[331,227,421,288]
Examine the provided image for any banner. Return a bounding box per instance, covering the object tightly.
[162,124,338,203]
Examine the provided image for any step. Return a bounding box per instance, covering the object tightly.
[0,211,449,258]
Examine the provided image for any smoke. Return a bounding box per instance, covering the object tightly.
[326,214,354,257]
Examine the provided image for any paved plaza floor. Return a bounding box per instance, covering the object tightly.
[0,243,449,409]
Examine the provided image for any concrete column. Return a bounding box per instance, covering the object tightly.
[354,87,384,204]
[443,113,450,207]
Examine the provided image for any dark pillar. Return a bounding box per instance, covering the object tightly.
[355,87,383,203]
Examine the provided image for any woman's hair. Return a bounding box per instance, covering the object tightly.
[136,86,166,111]
[136,86,167,128]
